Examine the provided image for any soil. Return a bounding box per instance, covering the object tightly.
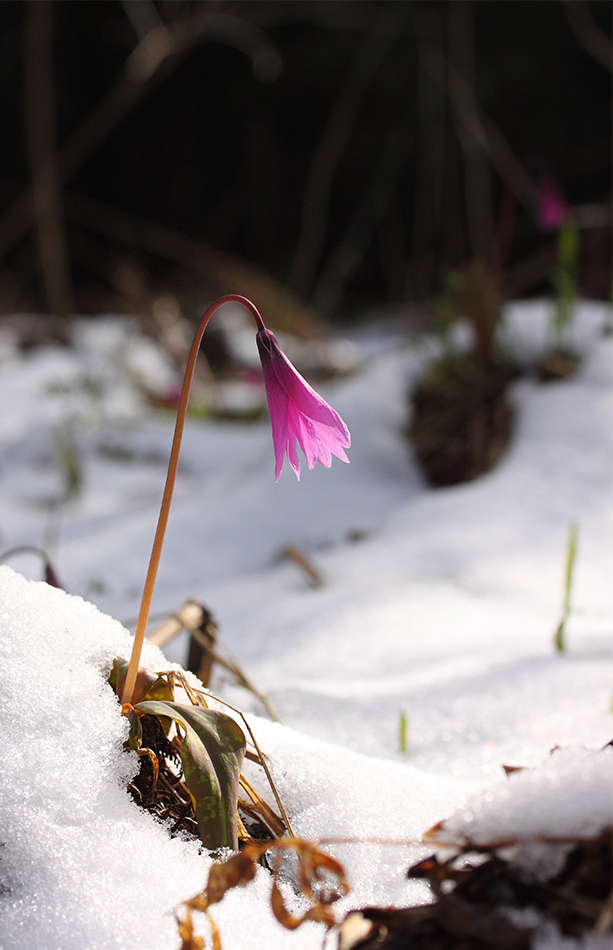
[535,350,579,382]
[408,353,518,487]
[127,712,201,841]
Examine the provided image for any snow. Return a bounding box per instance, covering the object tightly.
[0,299,611,949]
[430,744,613,856]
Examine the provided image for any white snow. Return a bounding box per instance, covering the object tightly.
[0,299,611,949]
[433,744,613,848]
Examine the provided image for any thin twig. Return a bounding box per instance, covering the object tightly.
[208,695,295,839]
[24,0,74,317]
[448,1,494,264]
[147,601,207,649]
[311,128,412,314]
[0,9,280,265]
[405,7,447,300]
[0,544,63,588]
[282,545,325,588]
[564,0,612,73]
[188,625,282,723]
[423,55,539,214]
[146,602,281,722]
[288,5,408,298]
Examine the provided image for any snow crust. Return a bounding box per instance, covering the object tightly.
[436,745,613,846]
[0,567,462,949]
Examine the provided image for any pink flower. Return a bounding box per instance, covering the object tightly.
[537,176,569,232]
[256,327,351,480]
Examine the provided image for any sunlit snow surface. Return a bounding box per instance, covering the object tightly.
[0,300,611,949]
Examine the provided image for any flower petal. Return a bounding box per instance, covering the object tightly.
[257,327,350,480]
[258,342,289,479]
[285,427,302,480]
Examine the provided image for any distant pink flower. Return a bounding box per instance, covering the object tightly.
[538,176,569,232]
[256,327,351,480]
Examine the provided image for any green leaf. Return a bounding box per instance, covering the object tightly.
[126,706,143,751]
[135,700,246,850]
[109,658,174,706]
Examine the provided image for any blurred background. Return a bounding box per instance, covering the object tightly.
[0,0,611,340]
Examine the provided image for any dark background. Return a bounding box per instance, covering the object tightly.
[0,0,611,332]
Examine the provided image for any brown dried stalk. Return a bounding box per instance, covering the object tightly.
[120,295,263,708]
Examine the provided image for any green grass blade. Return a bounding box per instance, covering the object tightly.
[399,710,409,755]
[554,618,566,654]
[563,522,578,614]
[554,522,578,654]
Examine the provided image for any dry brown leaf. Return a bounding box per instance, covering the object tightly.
[207,911,222,950]
[205,852,257,907]
[239,775,287,839]
[178,837,350,949]
[176,908,205,950]
[270,879,336,930]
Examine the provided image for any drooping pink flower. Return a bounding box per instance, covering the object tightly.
[537,176,569,232]
[122,293,350,706]
[256,327,351,480]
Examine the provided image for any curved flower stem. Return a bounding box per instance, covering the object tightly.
[121,294,265,705]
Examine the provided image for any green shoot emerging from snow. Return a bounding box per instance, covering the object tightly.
[399,710,409,755]
[554,522,578,653]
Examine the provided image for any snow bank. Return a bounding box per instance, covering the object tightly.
[0,568,465,949]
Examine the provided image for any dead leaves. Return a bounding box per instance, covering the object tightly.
[204,851,257,907]
[177,838,350,948]
[177,908,206,950]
